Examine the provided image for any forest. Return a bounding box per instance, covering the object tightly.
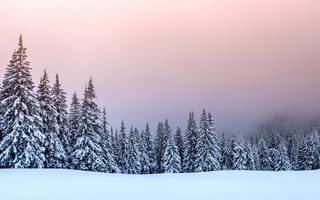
[0,36,319,174]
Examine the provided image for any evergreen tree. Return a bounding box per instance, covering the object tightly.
[139,130,150,174]
[174,126,184,171]
[100,108,119,172]
[296,130,320,170]
[37,70,66,168]
[118,121,128,173]
[0,35,45,168]
[219,133,228,169]
[232,136,247,170]
[69,92,80,147]
[258,138,270,170]
[71,79,106,172]
[184,112,198,172]
[287,130,298,169]
[154,122,164,173]
[51,74,71,162]
[275,142,291,171]
[245,142,256,170]
[144,123,156,173]
[162,131,181,173]
[252,144,260,170]
[269,131,281,149]
[269,148,280,171]
[125,127,141,174]
[194,110,221,172]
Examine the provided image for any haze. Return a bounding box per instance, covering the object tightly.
[1,0,320,133]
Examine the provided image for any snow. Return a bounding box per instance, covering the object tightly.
[0,169,319,200]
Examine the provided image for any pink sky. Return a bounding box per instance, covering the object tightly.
[0,0,320,133]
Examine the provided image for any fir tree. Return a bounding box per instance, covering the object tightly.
[174,126,185,171]
[118,121,128,173]
[144,123,156,173]
[275,143,291,171]
[296,130,320,170]
[258,138,270,170]
[184,112,198,172]
[125,127,141,174]
[69,92,80,147]
[0,35,45,168]
[100,108,119,172]
[71,79,106,172]
[162,131,181,173]
[287,130,298,169]
[37,70,67,168]
[51,74,71,163]
[139,130,150,174]
[232,136,247,170]
[154,122,164,173]
[245,142,256,170]
[194,110,221,172]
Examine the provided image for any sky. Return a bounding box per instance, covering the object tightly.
[0,0,320,134]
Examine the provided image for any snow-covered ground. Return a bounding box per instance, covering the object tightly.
[1,169,319,200]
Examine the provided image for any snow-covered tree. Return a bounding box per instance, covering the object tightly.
[51,74,71,160]
[125,127,141,174]
[118,121,128,173]
[287,130,298,169]
[71,79,106,172]
[143,123,156,173]
[69,92,80,147]
[174,126,184,171]
[100,108,119,173]
[184,112,198,172]
[245,142,256,170]
[269,131,281,149]
[0,35,45,168]
[258,138,270,170]
[37,70,67,168]
[154,122,164,173]
[161,123,181,173]
[296,129,320,170]
[232,136,247,170]
[275,143,291,171]
[194,110,221,172]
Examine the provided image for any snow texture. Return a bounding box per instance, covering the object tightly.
[0,169,319,200]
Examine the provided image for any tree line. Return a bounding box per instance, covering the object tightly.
[0,36,319,173]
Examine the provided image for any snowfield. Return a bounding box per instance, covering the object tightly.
[1,169,319,200]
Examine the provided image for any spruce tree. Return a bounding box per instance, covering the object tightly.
[0,35,45,168]
[125,127,141,174]
[71,79,106,172]
[101,108,119,172]
[154,122,164,173]
[232,136,247,170]
[287,130,298,169]
[296,130,320,170]
[258,138,270,170]
[162,130,181,173]
[37,70,66,168]
[275,142,291,171]
[219,133,228,169]
[184,112,198,172]
[118,121,128,173]
[194,110,221,172]
[245,142,256,170]
[51,74,71,161]
[174,126,185,171]
[143,123,156,173]
[69,92,81,147]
